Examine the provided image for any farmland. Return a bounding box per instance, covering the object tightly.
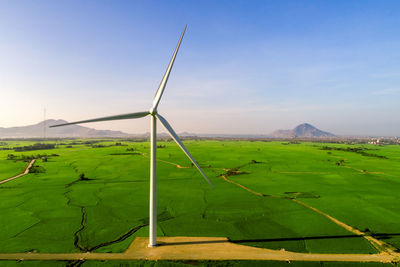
[0,139,399,266]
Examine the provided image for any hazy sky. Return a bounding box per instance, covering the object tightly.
[1,1,400,136]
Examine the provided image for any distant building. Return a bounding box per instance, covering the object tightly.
[368,138,380,145]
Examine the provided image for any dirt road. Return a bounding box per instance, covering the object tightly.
[0,236,397,262]
[220,173,399,258]
[0,159,35,185]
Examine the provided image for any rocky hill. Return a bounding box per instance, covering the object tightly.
[271,123,335,138]
[0,119,131,138]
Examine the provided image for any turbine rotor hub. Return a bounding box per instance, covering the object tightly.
[149,109,157,116]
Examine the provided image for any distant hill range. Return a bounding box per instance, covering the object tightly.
[0,120,336,139]
[271,123,336,138]
[0,119,131,138]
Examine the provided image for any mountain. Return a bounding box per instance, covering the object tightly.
[271,123,336,138]
[0,119,131,138]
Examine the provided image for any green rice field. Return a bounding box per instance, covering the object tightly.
[0,139,399,266]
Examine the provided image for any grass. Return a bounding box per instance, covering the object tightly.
[0,158,27,180]
[0,139,399,266]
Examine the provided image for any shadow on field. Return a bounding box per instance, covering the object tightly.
[231,233,400,244]
[158,239,229,246]
[157,233,400,247]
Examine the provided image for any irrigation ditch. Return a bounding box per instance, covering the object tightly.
[63,170,175,266]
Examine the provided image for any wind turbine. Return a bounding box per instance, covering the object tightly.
[50,26,213,247]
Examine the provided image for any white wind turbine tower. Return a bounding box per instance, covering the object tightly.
[50,26,213,247]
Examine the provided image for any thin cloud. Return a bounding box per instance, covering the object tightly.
[371,72,400,79]
[371,88,400,95]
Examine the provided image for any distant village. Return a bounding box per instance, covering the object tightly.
[367,137,400,145]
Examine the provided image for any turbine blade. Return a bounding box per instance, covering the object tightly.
[50,111,150,127]
[152,25,186,112]
[156,114,213,187]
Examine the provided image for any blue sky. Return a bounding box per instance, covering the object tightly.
[1,0,400,136]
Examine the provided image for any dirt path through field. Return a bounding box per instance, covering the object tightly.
[220,174,265,197]
[342,165,385,174]
[0,236,397,262]
[278,171,331,174]
[140,152,198,169]
[292,199,398,254]
[0,159,35,185]
[219,173,399,259]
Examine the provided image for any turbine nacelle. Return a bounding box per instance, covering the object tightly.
[149,109,157,116]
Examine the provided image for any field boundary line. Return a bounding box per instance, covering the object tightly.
[0,159,35,185]
[342,165,385,174]
[140,152,198,169]
[220,175,265,197]
[278,171,331,174]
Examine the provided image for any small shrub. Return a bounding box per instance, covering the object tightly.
[79,173,90,181]
[29,165,45,173]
